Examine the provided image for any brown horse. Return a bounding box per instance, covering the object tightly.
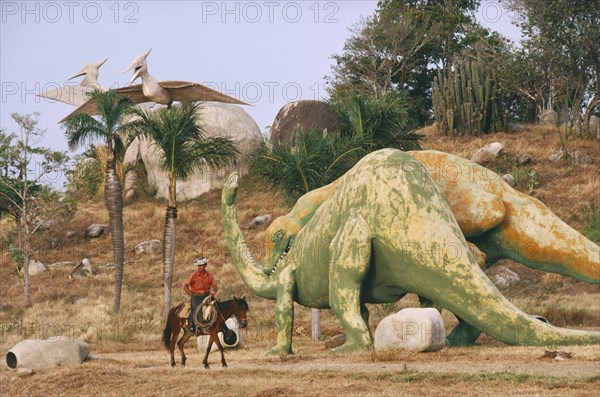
[162,296,249,368]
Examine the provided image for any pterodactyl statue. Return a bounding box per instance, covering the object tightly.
[59,49,248,123]
[39,58,108,107]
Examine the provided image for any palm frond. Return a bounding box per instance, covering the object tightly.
[63,113,106,150]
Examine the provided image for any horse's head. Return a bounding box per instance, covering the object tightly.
[233,296,249,328]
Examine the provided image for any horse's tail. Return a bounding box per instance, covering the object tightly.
[162,305,179,350]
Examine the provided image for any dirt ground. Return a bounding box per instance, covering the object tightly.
[1,339,599,397]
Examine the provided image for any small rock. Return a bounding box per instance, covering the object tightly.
[324,334,346,350]
[134,239,161,255]
[97,263,116,272]
[571,150,593,165]
[502,174,516,187]
[47,261,75,269]
[471,142,505,165]
[516,153,532,165]
[507,122,522,132]
[16,367,33,377]
[485,265,520,288]
[548,148,564,162]
[69,258,93,279]
[36,219,58,231]
[65,231,77,239]
[539,109,557,126]
[74,298,88,305]
[84,224,108,239]
[27,260,47,276]
[248,214,272,229]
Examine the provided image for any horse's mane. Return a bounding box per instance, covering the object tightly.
[215,296,248,311]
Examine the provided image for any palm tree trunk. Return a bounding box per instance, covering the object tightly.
[162,206,177,317]
[105,157,125,314]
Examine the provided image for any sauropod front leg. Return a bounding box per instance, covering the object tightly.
[268,266,296,356]
[329,211,373,352]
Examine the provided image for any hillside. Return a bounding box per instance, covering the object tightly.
[0,125,599,353]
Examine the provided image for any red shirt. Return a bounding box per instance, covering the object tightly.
[185,270,217,294]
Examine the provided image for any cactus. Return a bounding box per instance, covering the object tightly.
[432,59,507,136]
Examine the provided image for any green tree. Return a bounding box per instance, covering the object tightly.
[130,103,239,317]
[506,0,600,135]
[328,0,487,126]
[0,113,69,306]
[63,89,134,314]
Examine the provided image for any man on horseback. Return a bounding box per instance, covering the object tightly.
[183,257,218,334]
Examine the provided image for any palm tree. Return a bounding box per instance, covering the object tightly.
[329,92,422,151]
[63,89,134,314]
[130,102,239,317]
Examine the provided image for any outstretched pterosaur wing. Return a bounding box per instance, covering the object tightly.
[39,85,105,107]
[59,81,248,123]
[58,84,146,123]
[159,81,248,105]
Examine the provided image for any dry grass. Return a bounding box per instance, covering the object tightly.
[1,125,599,395]
[1,341,599,397]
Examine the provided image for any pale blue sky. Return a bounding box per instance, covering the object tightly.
[1,0,521,183]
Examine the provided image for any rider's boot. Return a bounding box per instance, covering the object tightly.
[188,311,195,334]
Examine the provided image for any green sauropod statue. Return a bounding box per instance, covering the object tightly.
[222,149,600,354]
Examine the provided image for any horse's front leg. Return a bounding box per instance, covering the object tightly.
[214,335,227,367]
[177,329,192,367]
[203,335,214,369]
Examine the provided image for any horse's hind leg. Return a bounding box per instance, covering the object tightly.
[169,324,181,367]
[203,335,214,369]
[178,330,192,367]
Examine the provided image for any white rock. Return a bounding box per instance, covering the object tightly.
[134,239,161,255]
[69,258,92,279]
[248,214,271,229]
[374,308,445,352]
[6,336,90,370]
[502,174,516,187]
[27,260,47,276]
[84,224,107,239]
[471,142,505,165]
[486,265,520,288]
[539,109,557,125]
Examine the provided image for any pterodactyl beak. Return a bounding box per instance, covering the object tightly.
[123,48,152,84]
[68,58,107,81]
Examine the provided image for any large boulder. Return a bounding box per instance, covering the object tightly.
[6,336,90,370]
[267,100,338,146]
[374,308,446,352]
[124,102,263,201]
